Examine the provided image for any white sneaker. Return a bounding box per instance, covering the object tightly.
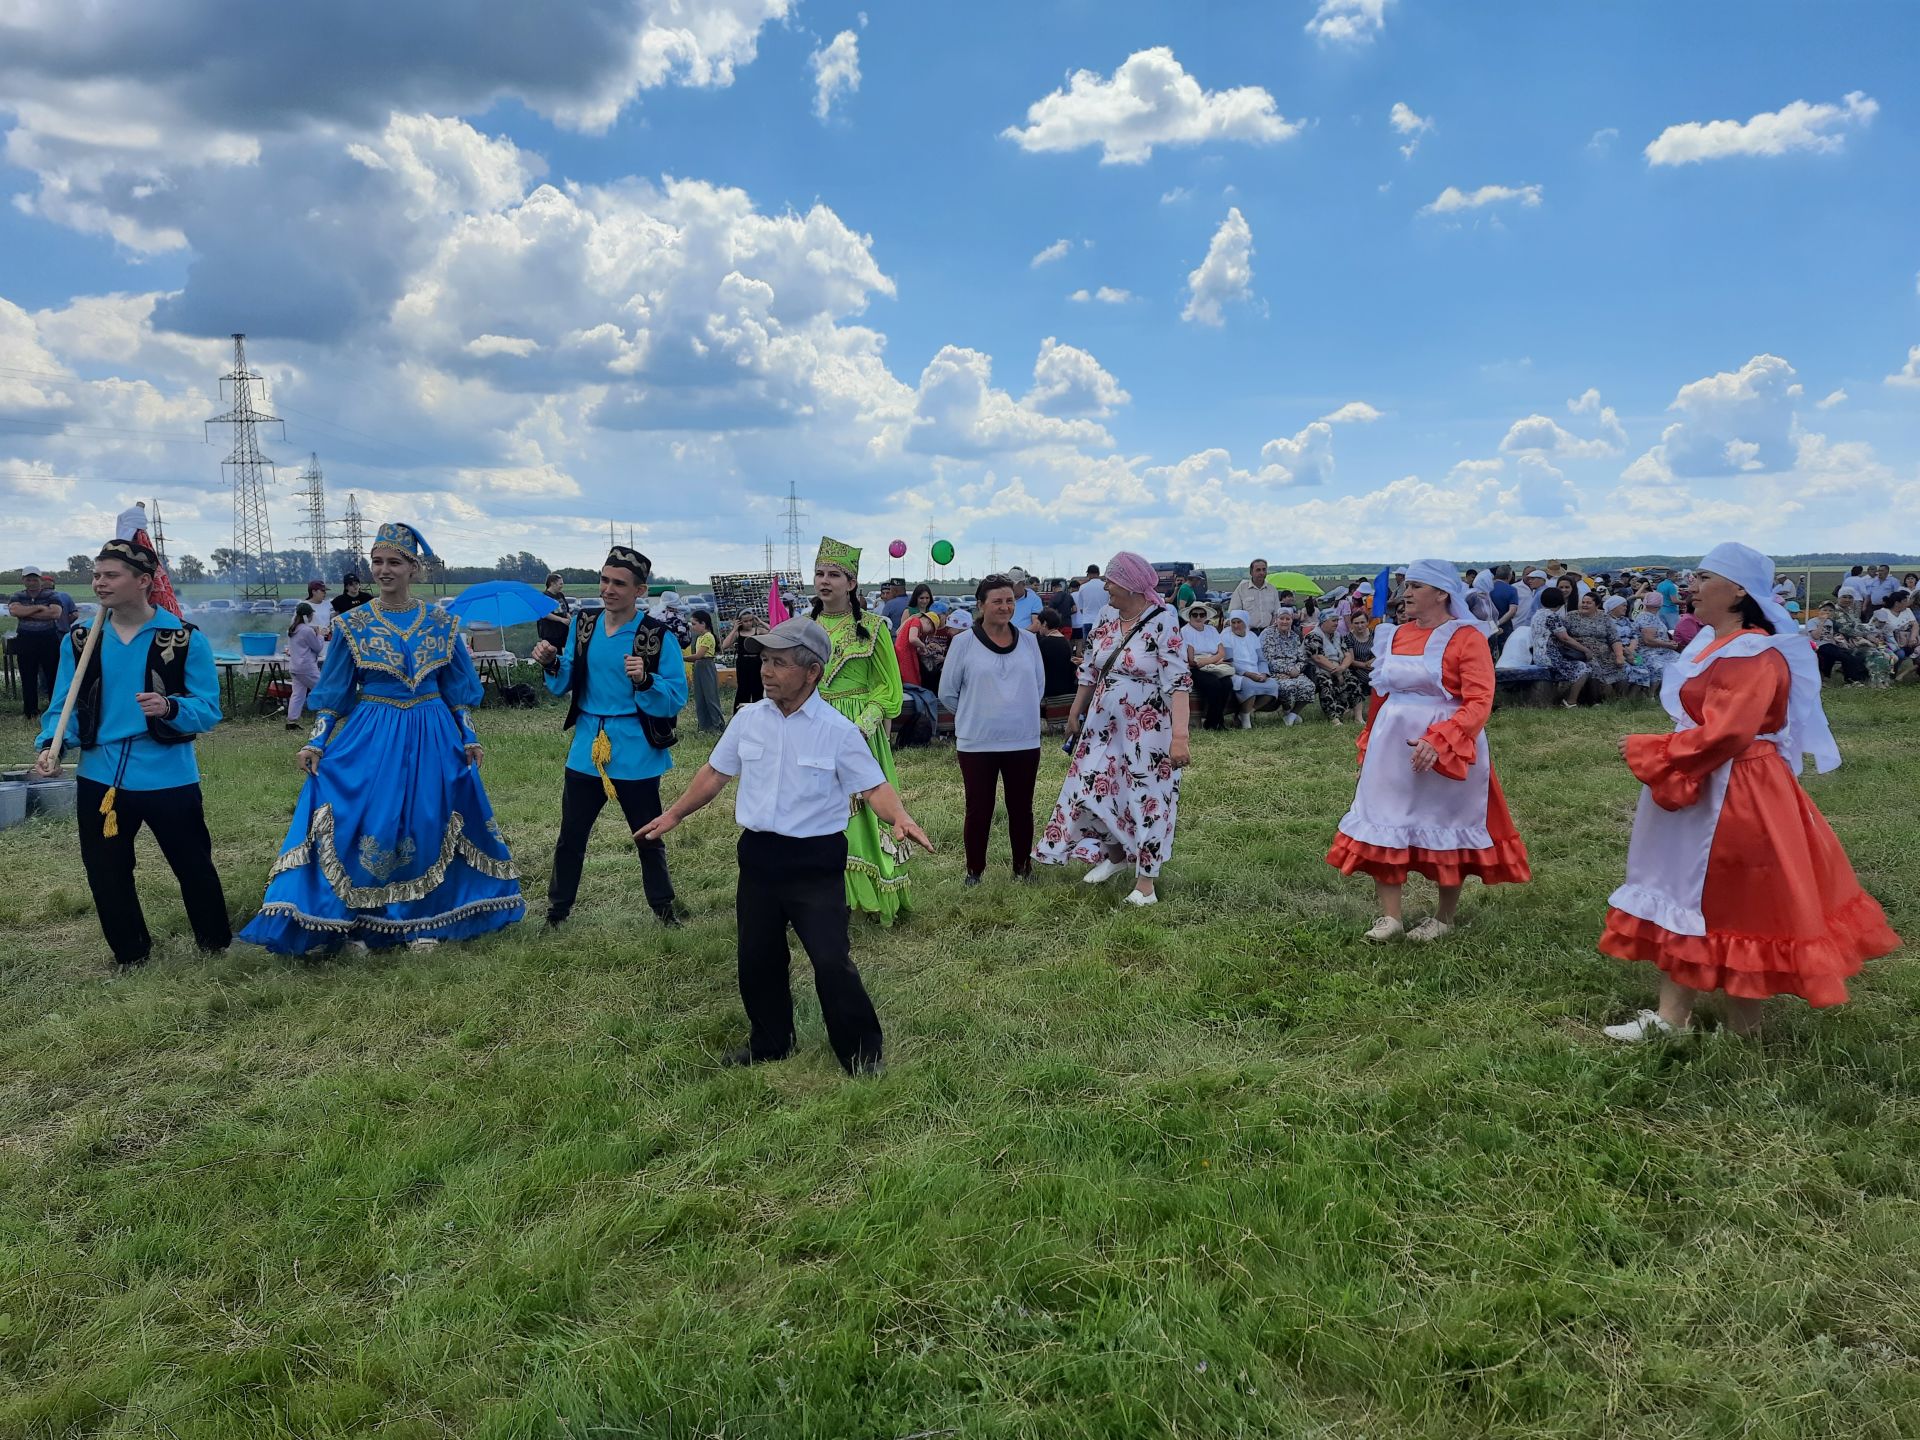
[1083,858,1123,884]
[1363,916,1404,943]
[1602,1009,1690,1043]
[1239,714,1252,730]
[1124,888,1158,907]
[407,938,440,953]
[1406,918,1455,942]
[1283,711,1302,727]
[347,940,370,956]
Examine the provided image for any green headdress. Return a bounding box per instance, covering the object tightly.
[815,535,861,577]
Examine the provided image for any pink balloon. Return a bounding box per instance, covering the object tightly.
[888,539,907,558]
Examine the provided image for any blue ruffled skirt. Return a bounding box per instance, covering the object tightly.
[239,697,524,954]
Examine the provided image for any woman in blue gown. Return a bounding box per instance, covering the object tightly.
[240,522,525,953]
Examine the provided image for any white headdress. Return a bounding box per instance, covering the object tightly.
[1404,558,1492,634]
[1697,542,1839,774]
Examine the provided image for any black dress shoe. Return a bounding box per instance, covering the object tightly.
[963,872,982,887]
[847,1053,886,1079]
[545,908,568,929]
[653,904,683,929]
[722,1044,792,1067]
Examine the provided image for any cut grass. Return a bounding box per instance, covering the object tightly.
[0,689,1914,1438]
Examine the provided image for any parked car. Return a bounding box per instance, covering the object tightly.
[201,598,236,613]
[249,601,278,614]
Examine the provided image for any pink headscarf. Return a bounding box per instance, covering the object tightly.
[1104,550,1159,598]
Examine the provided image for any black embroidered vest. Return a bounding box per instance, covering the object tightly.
[562,610,678,749]
[69,621,199,748]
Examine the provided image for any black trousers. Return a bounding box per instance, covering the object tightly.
[548,768,675,918]
[76,777,231,964]
[1817,643,1869,684]
[17,630,58,716]
[1189,665,1233,729]
[736,829,883,1072]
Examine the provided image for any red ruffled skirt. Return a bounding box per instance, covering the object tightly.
[1325,769,1532,886]
[1598,762,1900,1005]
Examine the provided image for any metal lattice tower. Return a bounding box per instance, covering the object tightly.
[342,493,366,568]
[781,480,808,575]
[205,334,284,600]
[290,453,328,570]
[149,501,170,568]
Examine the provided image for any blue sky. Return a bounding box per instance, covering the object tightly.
[1,0,1916,578]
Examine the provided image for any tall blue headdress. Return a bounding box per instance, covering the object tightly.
[371,522,438,564]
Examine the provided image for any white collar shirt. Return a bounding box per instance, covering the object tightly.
[707,690,886,838]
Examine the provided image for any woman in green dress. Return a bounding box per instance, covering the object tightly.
[810,536,911,923]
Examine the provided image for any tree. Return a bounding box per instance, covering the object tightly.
[210,548,247,580]
[174,554,207,583]
[65,554,93,581]
[493,551,551,583]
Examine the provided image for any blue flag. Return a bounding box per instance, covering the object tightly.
[1371,566,1390,618]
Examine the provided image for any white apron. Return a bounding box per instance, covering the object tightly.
[1607,632,1785,936]
[1337,620,1492,852]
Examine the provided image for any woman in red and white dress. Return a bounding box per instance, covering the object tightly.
[1600,543,1899,1041]
[1327,559,1530,942]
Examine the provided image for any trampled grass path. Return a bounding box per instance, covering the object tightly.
[0,691,1915,1438]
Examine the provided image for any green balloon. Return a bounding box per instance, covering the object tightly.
[931,539,955,565]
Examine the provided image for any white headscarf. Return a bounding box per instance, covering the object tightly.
[1696,542,1840,774]
[1227,609,1252,628]
[1404,558,1492,634]
[1602,595,1628,615]
[1472,568,1497,594]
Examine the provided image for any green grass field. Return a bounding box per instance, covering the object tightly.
[0,689,1914,1439]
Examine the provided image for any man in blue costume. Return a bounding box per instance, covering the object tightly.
[34,533,230,969]
[532,545,688,928]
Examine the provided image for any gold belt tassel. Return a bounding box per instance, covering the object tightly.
[590,725,617,801]
[100,785,120,839]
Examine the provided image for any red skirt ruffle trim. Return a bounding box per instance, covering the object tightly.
[1324,832,1532,887]
[1597,891,1900,1007]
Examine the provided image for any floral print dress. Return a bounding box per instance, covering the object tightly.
[1035,606,1192,878]
[1306,628,1369,719]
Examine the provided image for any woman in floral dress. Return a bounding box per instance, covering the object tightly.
[1306,610,1369,722]
[810,537,910,923]
[1255,610,1318,724]
[1036,550,1192,907]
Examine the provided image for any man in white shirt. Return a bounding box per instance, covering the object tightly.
[639,618,933,1077]
[1071,564,1107,638]
[1227,559,1281,632]
[1865,564,1897,607]
[1772,574,1798,602]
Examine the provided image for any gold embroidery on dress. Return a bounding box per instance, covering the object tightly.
[269,802,519,905]
[818,611,878,691]
[356,834,417,883]
[336,604,455,690]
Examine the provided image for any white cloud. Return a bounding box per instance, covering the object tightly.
[1389,102,1432,159]
[1420,183,1542,216]
[464,333,542,358]
[906,343,1112,457]
[1259,421,1336,487]
[1031,238,1072,268]
[1817,388,1847,409]
[1024,336,1131,418]
[1885,345,1920,389]
[1587,127,1619,156]
[1159,186,1192,205]
[1306,0,1390,46]
[1623,353,1802,480]
[809,30,861,121]
[1511,454,1578,517]
[1319,400,1382,424]
[1500,411,1622,459]
[1068,286,1135,304]
[1644,91,1878,166]
[1182,207,1255,326]
[1001,47,1302,165]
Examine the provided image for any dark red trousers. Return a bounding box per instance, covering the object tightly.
[955,747,1041,878]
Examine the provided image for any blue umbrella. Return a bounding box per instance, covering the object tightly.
[443,580,558,631]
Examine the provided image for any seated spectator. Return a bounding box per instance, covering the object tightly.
[1254,609,1317,727]
[1825,594,1892,685]
[1180,602,1233,731]
[1305,611,1367,723]
[1035,607,1078,700]
[1808,603,1867,686]
[1604,595,1656,688]
[1632,595,1682,677]
[1570,592,1631,696]
[1347,612,1377,681]
[1532,586,1591,707]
